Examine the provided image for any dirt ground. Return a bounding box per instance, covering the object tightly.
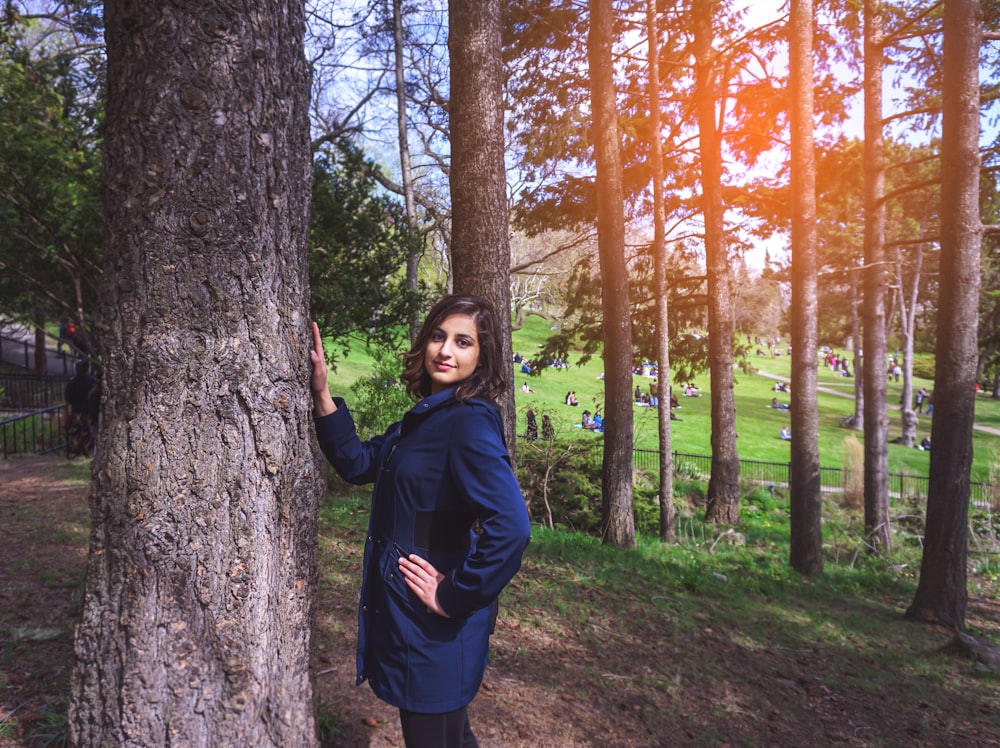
[2,455,1000,747]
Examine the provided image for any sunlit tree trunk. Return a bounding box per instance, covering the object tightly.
[906,0,982,632]
[70,2,320,745]
[862,0,891,549]
[589,0,636,547]
[693,0,739,525]
[647,0,675,542]
[449,0,517,448]
[851,269,864,429]
[788,0,823,574]
[897,246,923,447]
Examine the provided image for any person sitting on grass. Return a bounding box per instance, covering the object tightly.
[779,426,792,441]
[770,397,790,411]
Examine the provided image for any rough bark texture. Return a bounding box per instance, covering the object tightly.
[647,0,675,543]
[589,0,636,548]
[448,0,517,450]
[862,0,891,549]
[906,0,982,632]
[70,3,321,746]
[693,0,740,525]
[788,0,823,574]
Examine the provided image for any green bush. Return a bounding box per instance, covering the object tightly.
[912,356,936,380]
[516,439,603,533]
[348,347,411,439]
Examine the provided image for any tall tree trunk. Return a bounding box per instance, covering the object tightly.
[394,0,421,342]
[589,0,636,548]
[70,2,320,746]
[862,0,891,549]
[906,0,982,632]
[898,246,923,447]
[33,319,47,374]
[851,269,865,429]
[693,0,739,525]
[448,0,517,449]
[788,0,823,574]
[647,0,675,543]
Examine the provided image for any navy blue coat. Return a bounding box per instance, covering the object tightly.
[315,388,531,713]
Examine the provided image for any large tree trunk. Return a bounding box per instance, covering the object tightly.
[70,3,321,746]
[862,0,891,549]
[394,0,421,342]
[448,0,517,449]
[647,0,675,543]
[788,0,823,574]
[906,0,982,632]
[589,0,636,548]
[693,0,740,525]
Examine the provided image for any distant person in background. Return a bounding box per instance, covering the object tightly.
[525,409,538,441]
[541,414,555,441]
[779,426,792,441]
[65,360,97,458]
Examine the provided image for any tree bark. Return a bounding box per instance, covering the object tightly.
[70,3,320,746]
[647,0,675,543]
[693,0,740,525]
[448,0,517,450]
[862,0,891,549]
[589,0,636,547]
[788,0,823,574]
[906,0,982,632]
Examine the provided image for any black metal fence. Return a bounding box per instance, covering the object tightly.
[1,404,68,459]
[0,373,70,412]
[635,448,997,507]
[0,331,77,377]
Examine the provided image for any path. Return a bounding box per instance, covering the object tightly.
[757,368,1000,438]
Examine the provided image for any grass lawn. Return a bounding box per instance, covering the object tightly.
[326,314,1000,483]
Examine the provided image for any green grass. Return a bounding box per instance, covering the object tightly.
[315,483,1000,743]
[327,315,1000,482]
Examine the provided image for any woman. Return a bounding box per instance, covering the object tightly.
[65,359,97,458]
[310,295,531,748]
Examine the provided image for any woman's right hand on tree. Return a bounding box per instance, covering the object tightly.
[310,322,337,416]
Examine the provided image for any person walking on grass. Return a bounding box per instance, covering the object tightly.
[310,295,531,748]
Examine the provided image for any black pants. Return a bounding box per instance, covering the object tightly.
[399,706,478,748]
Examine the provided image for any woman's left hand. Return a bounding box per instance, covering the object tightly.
[398,554,450,618]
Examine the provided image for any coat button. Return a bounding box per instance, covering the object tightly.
[362,605,369,612]
[387,573,394,580]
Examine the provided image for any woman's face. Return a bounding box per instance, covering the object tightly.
[424,313,481,394]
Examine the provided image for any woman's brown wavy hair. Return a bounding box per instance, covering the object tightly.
[401,295,506,403]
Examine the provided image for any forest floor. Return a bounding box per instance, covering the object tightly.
[2,454,1000,747]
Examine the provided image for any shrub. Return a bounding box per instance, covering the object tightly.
[911,356,936,380]
[516,439,603,533]
[348,347,410,439]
